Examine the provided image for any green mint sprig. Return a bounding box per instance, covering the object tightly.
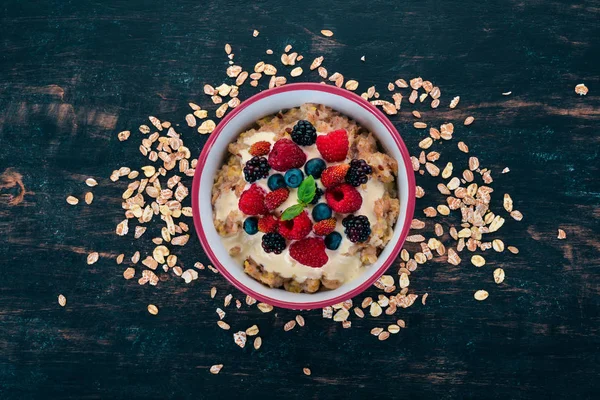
[280,176,316,221]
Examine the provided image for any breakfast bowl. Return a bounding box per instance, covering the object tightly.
[191,83,415,310]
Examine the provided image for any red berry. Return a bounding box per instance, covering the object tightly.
[278,211,312,240]
[238,184,268,216]
[258,215,279,233]
[320,164,349,188]
[316,129,349,162]
[325,183,362,214]
[290,237,328,268]
[268,139,307,171]
[264,188,289,211]
[249,141,271,157]
[313,218,337,236]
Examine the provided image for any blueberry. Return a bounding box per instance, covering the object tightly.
[312,203,332,221]
[243,217,259,235]
[304,158,326,179]
[284,168,304,188]
[325,232,342,250]
[268,174,286,191]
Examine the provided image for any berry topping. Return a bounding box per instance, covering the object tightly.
[291,120,317,146]
[310,186,323,205]
[249,141,271,157]
[311,203,332,221]
[278,211,312,240]
[243,217,259,235]
[342,215,371,243]
[325,183,363,214]
[320,164,350,188]
[258,215,279,233]
[267,173,286,191]
[313,218,337,236]
[243,156,270,183]
[345,159,372,187]
[268,139,307,171]
[284,168,304,188]
[261,232,286,254]
[316,129,349,162]
[325,231,342,250]
[238,184,268,216]
[290,237,328,268]
[264,188,290,211]
[304,158,327,179]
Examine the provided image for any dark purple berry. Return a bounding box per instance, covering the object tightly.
[342,215,371,243]
[291,120,317,146]
[345,159,372,187]
[261,232,286,254]
[244,156,270,183]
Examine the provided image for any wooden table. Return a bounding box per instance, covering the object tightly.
[1,1,598,398]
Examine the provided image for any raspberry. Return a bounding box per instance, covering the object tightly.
[342,215,371,243]
[320,164,349,188]
[316,129,349,162]
[325,183,362,214]
[249,141,271,157]
[278,211,312,240]
[313,218,337,236]
[262,232,286,254]
[290,237,328,268]
[243,156,270,183]
[258,215,279,233]
[291,120,317,146]
[264,188,289,211]
[238,184,268,216]
[345,159,372,186]
[268,139,307,171]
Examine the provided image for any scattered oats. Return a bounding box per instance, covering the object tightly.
[503,193,514,212]
[414,122,427,129]
[399,273,410,288]
[345,80,359,91]
[217,321,230,330]
[210,287,217,299]
[322,306,333,319]
[419,137,433,149]
[252,29,259,37]
[360,55,365,61]
[246,324,259,336]
[197,120,216,135]
[423,206,437,217]
[303,367,311,376]
[58,294,67,307]
[388,324,400,334]
[353,307,365,318]
[397,319,406,328]
[116,254,124,264]
[342,321,352,328]
[290,67,303,77]
[148,116,162,131]
[557,229,566,239]
[371,327,384,336]
[502,91,512,96]
[471,255,486,267]
[509,210,523,221]
[118,130,130,141]
[123,267,135,280]
[333,308,350,322]
[449,96,460,109]
[295,315,305,327]
[257,303,273,313]
[87,251,99,265]
[422,293,429,305]
[493,268,505,284]
[378,331,390,341]
[284,320,297,331]
[458,141,469,153]
[507,246,519,254]
[575,83,588,96]
[139,124,150,134]
[474,290,489,301]
[233,331,247,348]
[468,157,480,171]
[414,252,427,264]
[464,116,475,126]
[492,239,505,252]
[253,337,262,349]
[447,248,462,265]
[502,167,510,174]
[147,304,159,315]
[85,178,98,187]
[84,192,93,205]
[66,195,79,205]
[320,29,334,37]
[369,302,382,317]
[425,162,440,177]
[210,364,223,375]
[185,114,196,127]
[266,49,273,55]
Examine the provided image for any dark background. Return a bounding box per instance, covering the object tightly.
[1,0,599,399]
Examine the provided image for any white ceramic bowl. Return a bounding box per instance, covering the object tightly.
[192,83,415,309]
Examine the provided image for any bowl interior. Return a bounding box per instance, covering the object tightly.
[195,84,414,309]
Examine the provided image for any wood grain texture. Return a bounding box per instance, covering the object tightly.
[0,0,599,399]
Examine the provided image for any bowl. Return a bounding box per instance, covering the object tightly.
[191,83,415,310]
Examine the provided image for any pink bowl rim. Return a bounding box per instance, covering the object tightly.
[191,82,416,310]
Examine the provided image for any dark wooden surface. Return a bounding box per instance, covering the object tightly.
[1,0,599,399]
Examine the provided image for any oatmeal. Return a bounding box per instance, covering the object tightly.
[212,104,399,293]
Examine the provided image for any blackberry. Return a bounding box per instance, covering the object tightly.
[244,156,270,183]
[310,186,324,205]
[261,232,286,254]
[291,120,317,146]
[342,215,371,243]
[345,159,372,187]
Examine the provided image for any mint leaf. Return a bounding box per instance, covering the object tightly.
[281,204,305,221]
[297,175,316,204]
